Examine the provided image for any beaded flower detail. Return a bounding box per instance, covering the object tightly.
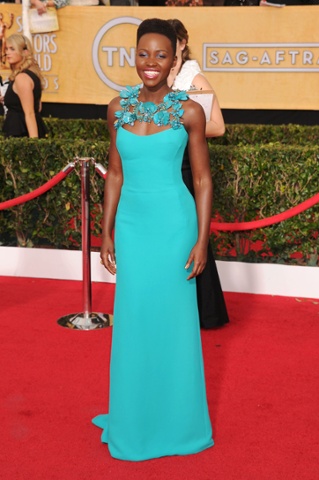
[114,85,189,130]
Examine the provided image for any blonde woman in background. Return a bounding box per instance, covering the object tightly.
[168,18,229,329]
[1,34,47,138]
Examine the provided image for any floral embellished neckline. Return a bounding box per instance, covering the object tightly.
[114,85,189,130]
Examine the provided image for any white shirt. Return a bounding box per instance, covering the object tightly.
[172,60,202,91]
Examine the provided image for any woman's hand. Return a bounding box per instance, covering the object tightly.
[31,0,47,15]
[185,241,207,280]
[100,235,116,275]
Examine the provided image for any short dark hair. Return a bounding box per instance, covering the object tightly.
[136,18,177,56]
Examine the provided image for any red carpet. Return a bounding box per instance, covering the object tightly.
[0,276,318,480]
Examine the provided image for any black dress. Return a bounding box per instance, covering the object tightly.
[182,148,229,329]
[3,69,47,138]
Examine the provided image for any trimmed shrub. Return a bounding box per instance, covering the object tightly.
[209,144,319,266]
[0,118,318,265]
[0,138,108,248]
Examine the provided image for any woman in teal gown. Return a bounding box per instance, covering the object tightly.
[94,18,214,461]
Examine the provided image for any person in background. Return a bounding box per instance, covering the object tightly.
[30,0,69,15]
[167,18,225,136]
[167,18,229,329]
[1,34,47,138]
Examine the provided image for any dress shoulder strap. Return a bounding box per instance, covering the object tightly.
[114,85,189,130]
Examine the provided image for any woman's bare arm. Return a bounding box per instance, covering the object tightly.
[183,100,213,280]
[100,98,123,275]
[14,73,38,138]
[191,73,225,138]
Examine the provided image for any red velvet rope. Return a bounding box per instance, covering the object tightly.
[1,168,318,232]
[210,192,319,232]
[0,170,69,211]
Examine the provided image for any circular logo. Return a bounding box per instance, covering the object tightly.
[92,16,142,92]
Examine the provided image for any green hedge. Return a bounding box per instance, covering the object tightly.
[1,116,319,144]
[43,118,109,140]
[0,117,109,141]
[209,144,319,266]
[214,124,319,146]
[0,118,318,266]
[0,138,108,249]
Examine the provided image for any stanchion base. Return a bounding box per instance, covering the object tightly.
[57,312,113,330]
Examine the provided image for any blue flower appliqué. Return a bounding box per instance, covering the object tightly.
[114,86,189,130]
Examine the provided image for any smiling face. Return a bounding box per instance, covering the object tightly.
[136,33,176,88]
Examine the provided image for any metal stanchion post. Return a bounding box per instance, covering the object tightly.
[57,157,112,330]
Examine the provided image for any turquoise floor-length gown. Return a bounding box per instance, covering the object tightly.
[93,124,214,461]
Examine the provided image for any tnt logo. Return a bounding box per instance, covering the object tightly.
[92,16,142,91]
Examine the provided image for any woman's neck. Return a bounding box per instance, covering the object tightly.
[167,57,183,88]
[11,64,21,72]
[139,84,172,104]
